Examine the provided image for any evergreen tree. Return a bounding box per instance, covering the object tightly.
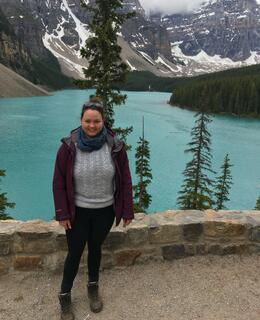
[214,154,233,210]
[77,0,135,135]
[255,196,260,210]
[177,111,215,210]
[0,170,15,220]
[133,117,152,213]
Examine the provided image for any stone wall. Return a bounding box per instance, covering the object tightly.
[0,210,260,274]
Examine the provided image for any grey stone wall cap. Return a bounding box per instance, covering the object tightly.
[0,210,260,236]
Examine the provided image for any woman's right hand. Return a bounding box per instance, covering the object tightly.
[59,219,72,230]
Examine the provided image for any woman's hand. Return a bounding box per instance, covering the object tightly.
[123,219,132,228]
[59,219,72,230]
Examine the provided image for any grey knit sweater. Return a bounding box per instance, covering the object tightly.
[73,142,115,208]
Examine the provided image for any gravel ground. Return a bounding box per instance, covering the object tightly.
[1,254,260,320]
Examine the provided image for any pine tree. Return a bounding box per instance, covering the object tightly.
[177,111,215,210]
[255,196,260,210]
[214,154,233,210]
[77,0,135,131]
[133,117,152,213]
[0,170,15,220]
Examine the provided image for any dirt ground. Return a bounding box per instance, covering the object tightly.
[1,254,260,320]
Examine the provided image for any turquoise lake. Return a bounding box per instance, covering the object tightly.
[0,89,260,221]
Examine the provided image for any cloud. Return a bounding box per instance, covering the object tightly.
[139,0,260,15]
[139,0,206,15]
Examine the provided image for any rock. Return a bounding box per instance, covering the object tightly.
[204,221,246,241]
[103,229,126,250]
[126,225,148,246]
[114,249,142,266]
[0,241,10,256]
[162,244,189,260]
[0,257,10,274]
[149,224,182,244]
[13,255,43,270]
[183,223,203,242]
[43,252,67,273]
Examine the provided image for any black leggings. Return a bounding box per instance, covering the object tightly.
[61,205,115,293]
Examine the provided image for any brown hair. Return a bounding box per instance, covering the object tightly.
[80,96,104,119]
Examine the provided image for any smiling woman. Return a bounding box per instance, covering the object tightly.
[52,95,134,317]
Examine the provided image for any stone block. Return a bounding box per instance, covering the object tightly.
[0,241,10,255]
[43,252,67,273]
[184,244,196,256]
[183,223,203,242]
[126,226,148,246]
[222,244,248,255]
[249,244,260,254]
[56,234,68,251]
[101,252,114,269]
[0,257,10,274]
[114,249,142,266]
[103,230,126,250]
[249,227,260,242]
[13,234,56,254]
[162,244,189,260]
[16,228,53,240]
[149,224,182,244]
[13,255,43,270]
[135,247,163,264]
[196,244,207,255]
[207,244,223,255]
[204,221,246,241]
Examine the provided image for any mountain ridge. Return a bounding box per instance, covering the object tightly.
[1,0,260,88]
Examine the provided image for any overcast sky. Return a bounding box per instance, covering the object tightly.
[139,0,206,14]
[139,0,260,15]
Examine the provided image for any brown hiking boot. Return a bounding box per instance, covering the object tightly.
[58,292,75,320]
[88,282,103,313]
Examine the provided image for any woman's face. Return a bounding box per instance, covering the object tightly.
[81,109,104,137]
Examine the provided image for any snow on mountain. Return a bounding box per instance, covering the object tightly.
[42,0,91,78]
[157,0,260,76]
[171,41,260,76]
[2,0,260,80]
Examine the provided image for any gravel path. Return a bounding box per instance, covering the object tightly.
[1,255,260,320]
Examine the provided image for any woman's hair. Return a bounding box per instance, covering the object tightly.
[81,96,104,119]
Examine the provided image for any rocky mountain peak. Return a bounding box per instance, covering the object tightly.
[1,0,260,81]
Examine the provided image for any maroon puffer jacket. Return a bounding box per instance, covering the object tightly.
[52,127,134,226]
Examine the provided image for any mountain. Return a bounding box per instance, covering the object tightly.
[0,6,33,80]
[0,1,74,90]
[159,0,260,75]
[1,0,260,86]
[0,62,49,97]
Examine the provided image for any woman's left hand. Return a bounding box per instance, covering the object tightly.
[123,219,132,227]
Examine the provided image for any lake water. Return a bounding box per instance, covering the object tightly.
[0,89,260,221]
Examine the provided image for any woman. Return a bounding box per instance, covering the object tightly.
[53,97,134,319]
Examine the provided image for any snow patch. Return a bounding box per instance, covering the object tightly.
[42,33,85,77]
[171,42,260,76]
[138,51,156,65]
[155,56,175,72]
[61,0,91,48]
[42,1,92,79]
[126,60,137,71]
[45,0,51,9]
